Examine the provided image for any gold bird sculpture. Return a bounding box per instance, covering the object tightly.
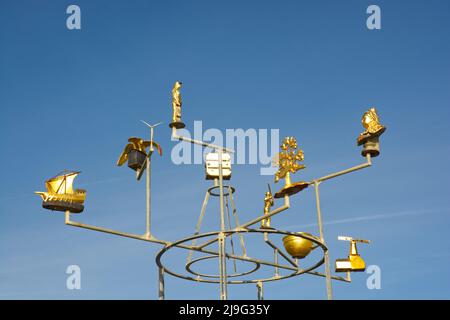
[117,137,162,168]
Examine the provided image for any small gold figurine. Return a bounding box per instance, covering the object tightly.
[273,137,308,198]
[261,185,274,229]
[117,137,162,171]
[357,107,386,157]
[169,81,185,129]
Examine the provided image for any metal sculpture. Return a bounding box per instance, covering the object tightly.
[36,83,387,300]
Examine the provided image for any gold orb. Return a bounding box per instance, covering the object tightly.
[282,233,315,259]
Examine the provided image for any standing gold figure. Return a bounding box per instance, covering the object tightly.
[357,107,386,145]
[261,186,274,229]
[273,137,308,198]
[169,81,185,129]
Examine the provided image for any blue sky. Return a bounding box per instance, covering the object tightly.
[1,0,450,299]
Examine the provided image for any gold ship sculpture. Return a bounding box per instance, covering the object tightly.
[35,171,86,213]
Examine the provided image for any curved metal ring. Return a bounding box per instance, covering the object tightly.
[156,228,327,284]
[186,254,260,279]
[208,186,235,197]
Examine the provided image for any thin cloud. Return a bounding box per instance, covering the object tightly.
[281,209,444,229]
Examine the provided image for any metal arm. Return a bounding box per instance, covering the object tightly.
[171,127,234,154]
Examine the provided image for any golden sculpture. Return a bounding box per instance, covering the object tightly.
[273,137,308,198]
[282,233,316,259]
[261,185,274,229]
[117,137,162,171]
[357,107,386,145]
[169,81,185,129]
[35,171,86,213]
[335,236,370,272]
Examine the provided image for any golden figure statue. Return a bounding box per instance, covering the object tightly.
[273,137,308,198]
[35,171,86,213]
[261,185,274,229]
[357,107,386,145]
[169,81,185,129]
[117,137,162,171]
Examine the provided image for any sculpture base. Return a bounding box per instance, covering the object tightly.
[169,121,186,129]
[335,255,366,272]
[42,201,84,213]
[274,181,308,198]
[361,136,380,157]
[127,149,147,171]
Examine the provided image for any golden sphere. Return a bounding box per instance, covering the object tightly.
[282,233,315,259]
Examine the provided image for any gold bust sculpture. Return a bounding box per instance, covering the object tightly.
[357,107,386,145]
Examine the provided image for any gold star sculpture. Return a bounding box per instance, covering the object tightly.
[273,137,308,198]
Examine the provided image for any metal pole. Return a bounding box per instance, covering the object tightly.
[187,190,210,263]
[66,218,304,272]
[158,267,165,300]
[311,153,372,184]
[314,181,333,300]
[218,150,227,300]
[225,196,237,273]
[257,281,264,300]
[228,186,247,256]
[240,194,290,229]
[146,153,151,238]
[274,249,279,277]
[218,232,228,300]
[172,132,234,154]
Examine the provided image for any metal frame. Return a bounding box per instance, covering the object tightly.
[61,125,373,300]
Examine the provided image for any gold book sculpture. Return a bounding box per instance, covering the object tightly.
[335,236,370,272]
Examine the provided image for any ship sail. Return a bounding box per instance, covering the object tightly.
[45,172,79,194]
